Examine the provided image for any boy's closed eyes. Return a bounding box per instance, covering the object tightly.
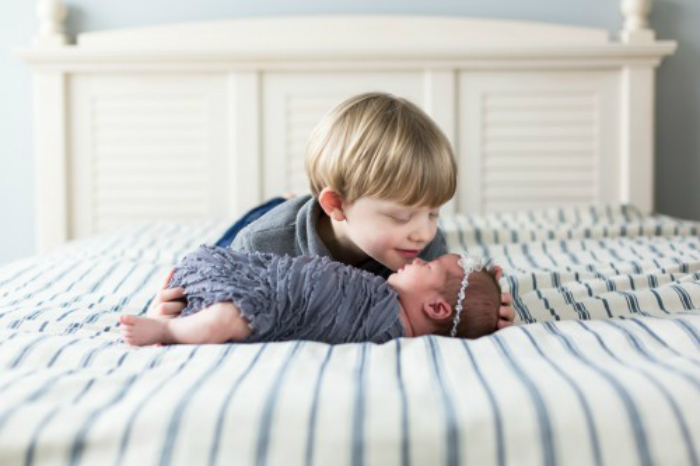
[383,209,440,224]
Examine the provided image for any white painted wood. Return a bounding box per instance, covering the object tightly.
[34,0,67,47]
[424,70,457,214]
[17,10,677,251]
[622,0,653,31]
[228,72,262,215]
[620,66,655,213]
[621,0,656,43]
[16,44,677,72]
[69,75,229,236]
[459,72,620,213]
[33,72,68,254]
[73,16,609,51]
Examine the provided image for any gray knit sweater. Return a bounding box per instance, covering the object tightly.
[170,246,404,344]
[231,195,448,279]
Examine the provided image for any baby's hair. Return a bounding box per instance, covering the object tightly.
[436,268,501,339]
[305,92,457,207]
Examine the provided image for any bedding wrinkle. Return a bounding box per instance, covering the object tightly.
[579,321,699,466]
[544,322,653,466]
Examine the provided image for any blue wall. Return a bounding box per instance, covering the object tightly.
[1,0,698,265]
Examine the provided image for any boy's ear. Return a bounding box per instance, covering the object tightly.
[422,297,452,321]
[318,187,347,221]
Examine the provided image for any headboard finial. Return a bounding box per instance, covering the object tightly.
[620,0,656,44]
[34,0,68,47]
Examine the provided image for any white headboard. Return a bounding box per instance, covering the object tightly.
[18,0,676,254]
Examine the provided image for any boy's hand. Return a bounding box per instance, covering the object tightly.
[497,292,516,329]
[492,265,516,329]
[147,268,186,319]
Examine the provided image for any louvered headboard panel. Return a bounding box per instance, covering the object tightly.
[18,11,676,252]
[261,72,425,200]
[70,75,229,235]
[276,95,340,197]
[459,71,620,212]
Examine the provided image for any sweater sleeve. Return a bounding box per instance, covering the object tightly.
[419,228,448,261]
[230,226,254,252]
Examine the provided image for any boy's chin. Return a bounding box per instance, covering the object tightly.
[384,261,408,274]
[374,251,415,273]
[391,258,417,271]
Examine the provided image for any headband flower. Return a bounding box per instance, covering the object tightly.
[450,254,495,337]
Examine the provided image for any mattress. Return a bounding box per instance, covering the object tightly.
[0,206,698,466]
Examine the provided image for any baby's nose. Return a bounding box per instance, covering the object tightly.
[413,258,426,265]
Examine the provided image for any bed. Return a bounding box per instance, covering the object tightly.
[1,207,698,466]
[6,1,699,465]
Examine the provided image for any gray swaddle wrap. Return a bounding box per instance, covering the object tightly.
[170,246,404,344]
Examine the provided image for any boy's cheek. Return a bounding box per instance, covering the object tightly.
[385,251,414,271]
[377,234,403,252]
[425,224,439,243]
[370,242,405,269]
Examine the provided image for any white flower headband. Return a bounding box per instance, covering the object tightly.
[450,254,494,338]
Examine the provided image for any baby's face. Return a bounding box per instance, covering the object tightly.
[387,254,462,301]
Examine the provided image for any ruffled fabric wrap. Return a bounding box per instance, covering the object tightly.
[170,246,404,344]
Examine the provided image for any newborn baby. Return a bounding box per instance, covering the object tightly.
[120,246,502,346]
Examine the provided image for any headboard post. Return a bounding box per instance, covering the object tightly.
[620,0,656,44]
[34,0,68,47]
[33,72,69,254]
[620,67,655,213]
[619,0,658,213]
[32,0,70,253]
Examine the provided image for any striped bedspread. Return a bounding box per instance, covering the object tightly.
[0,206,698,466]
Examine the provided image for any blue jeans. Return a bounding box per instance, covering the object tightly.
[214,197,287,247]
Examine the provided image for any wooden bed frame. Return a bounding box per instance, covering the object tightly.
[18,0,675,254]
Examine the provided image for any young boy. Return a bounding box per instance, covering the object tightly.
[122,246,501,345]
[149,92,515,327]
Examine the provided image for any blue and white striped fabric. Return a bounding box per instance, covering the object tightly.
[440,205,700,324]
[0,206,698,466]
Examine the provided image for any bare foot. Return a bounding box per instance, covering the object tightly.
[120,315,171,346]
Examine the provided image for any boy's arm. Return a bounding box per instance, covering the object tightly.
[497,293,515,328]
[147,268,186,318]
[230,227,254,252]
[419,228,449,260]
[492,266,516,328]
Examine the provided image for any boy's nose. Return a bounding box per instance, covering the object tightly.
[409,222,431,244]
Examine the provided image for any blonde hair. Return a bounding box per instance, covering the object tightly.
[305,92,457,207]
